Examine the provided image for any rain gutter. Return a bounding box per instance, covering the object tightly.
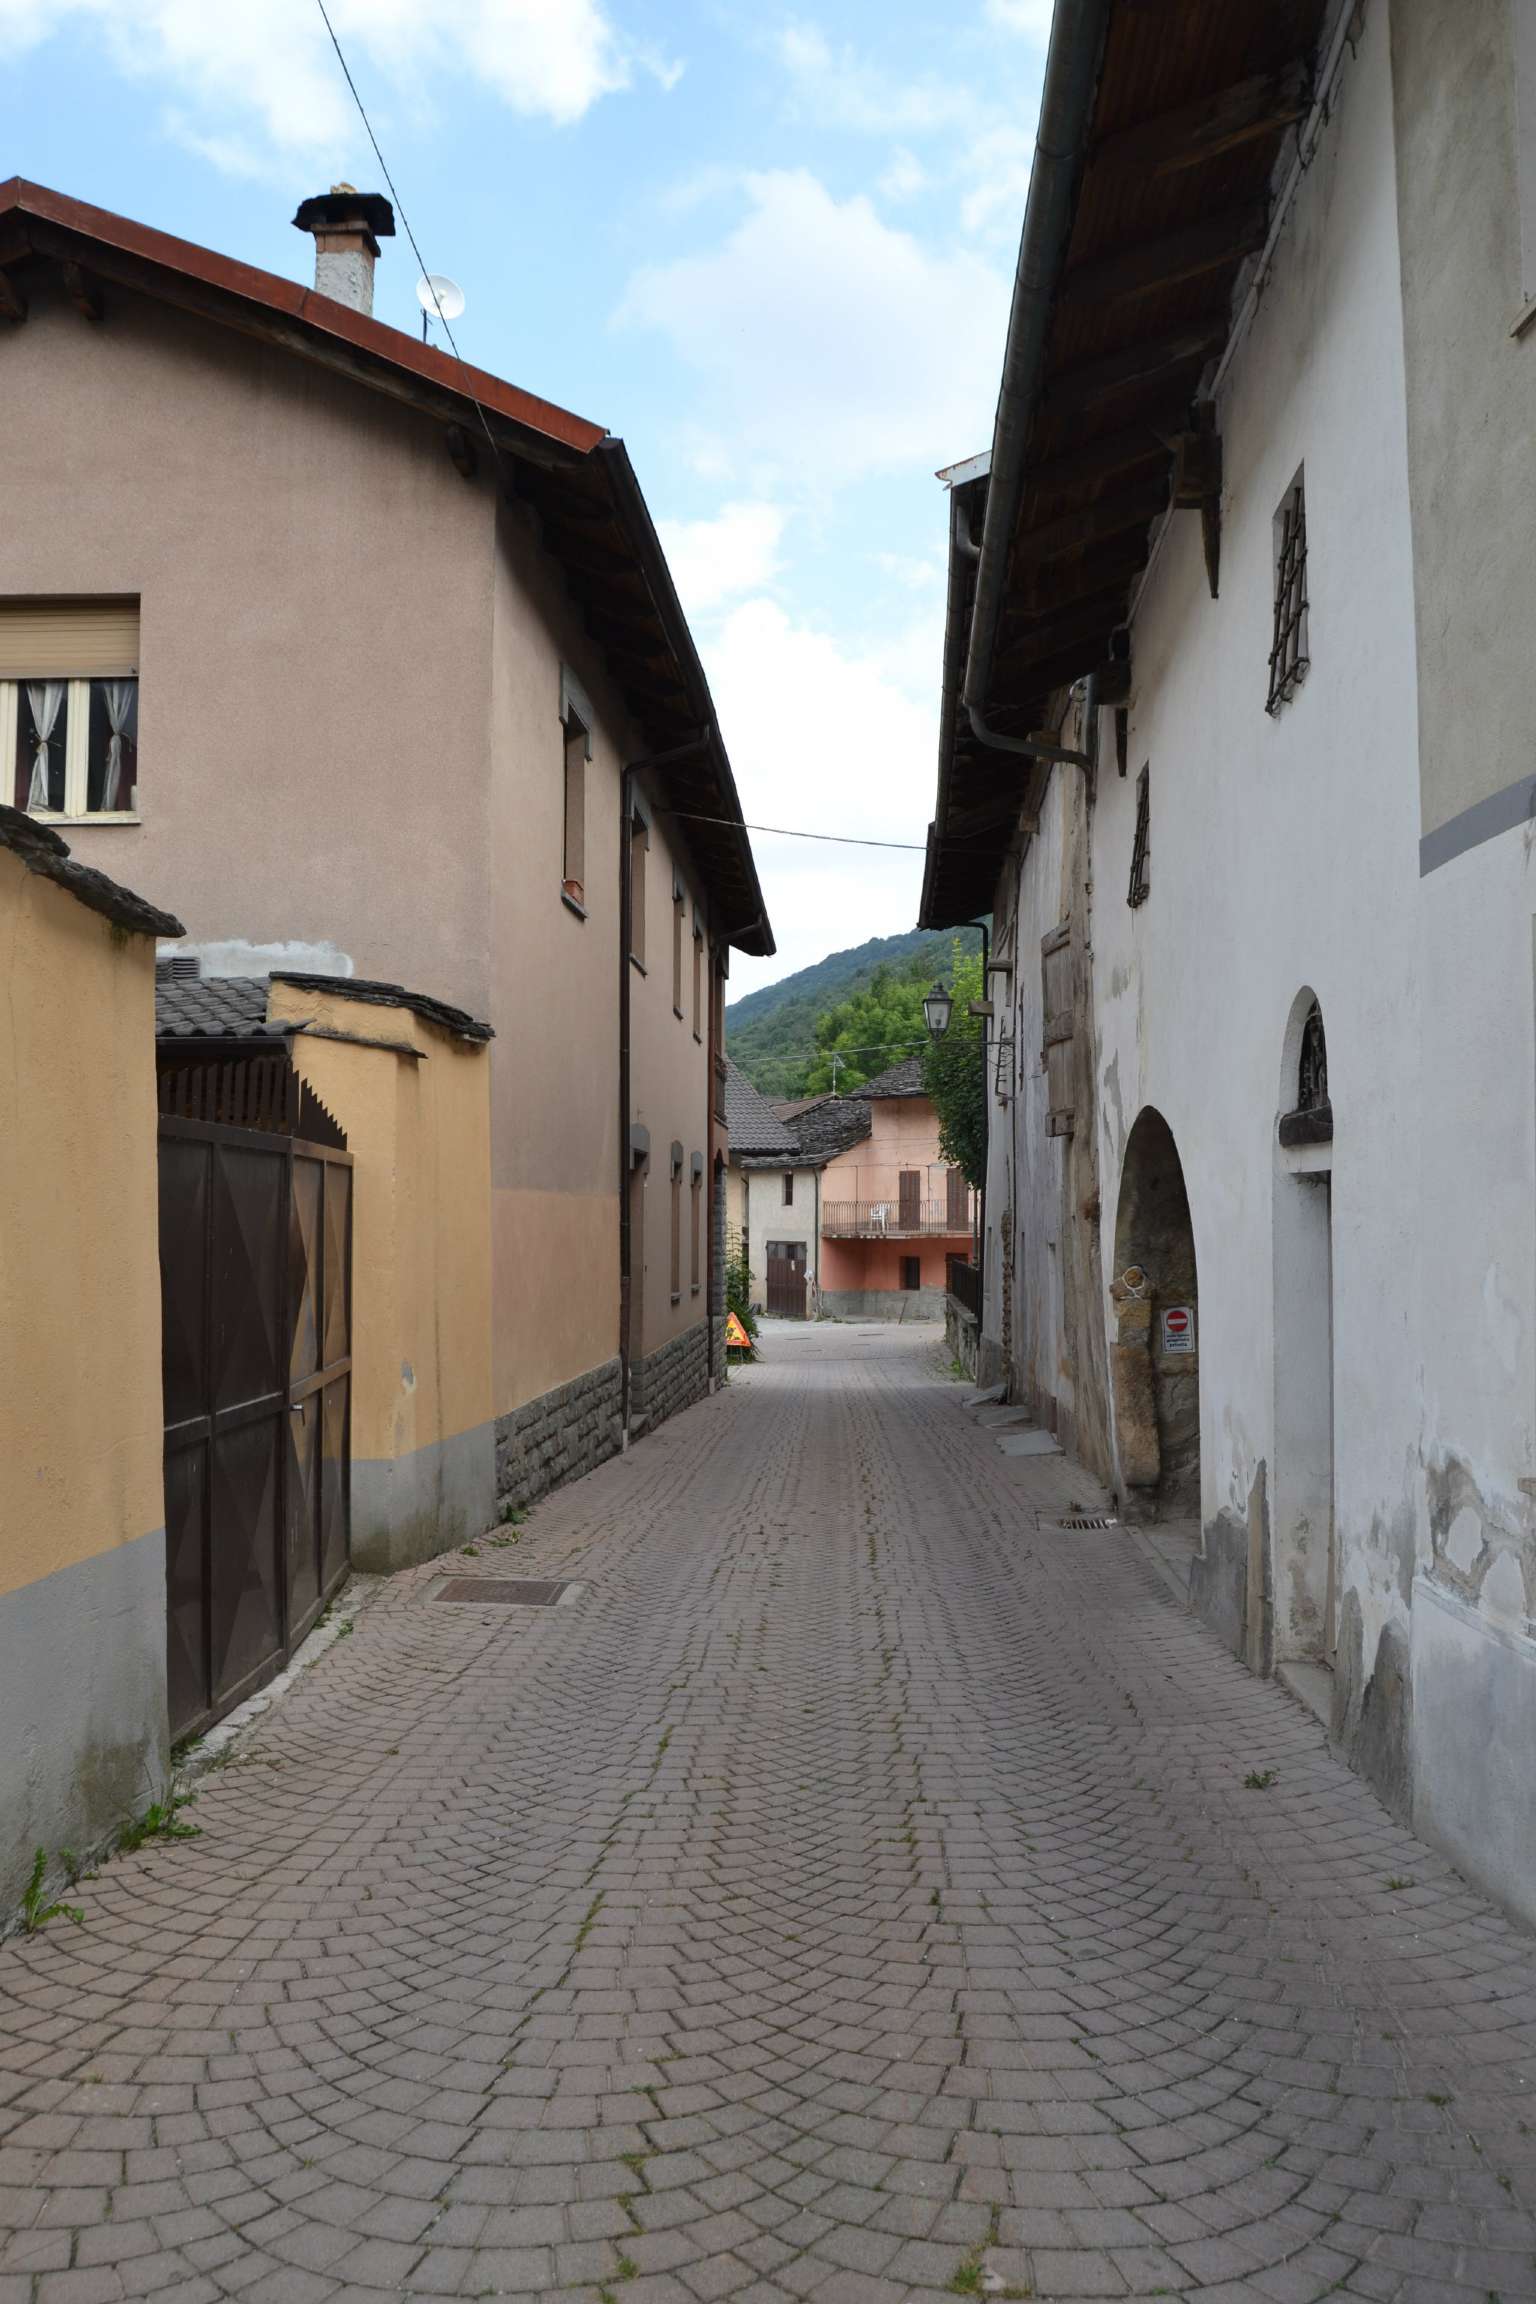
[962,0,1116,749]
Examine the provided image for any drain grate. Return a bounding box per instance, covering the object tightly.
[434,1577,572,1607]
[1052,1515,1118,1532]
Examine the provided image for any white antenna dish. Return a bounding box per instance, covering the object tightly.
[416,272,465,323]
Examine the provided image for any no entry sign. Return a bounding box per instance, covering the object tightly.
[1161,1305,1195,1354]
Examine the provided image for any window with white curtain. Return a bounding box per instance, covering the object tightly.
[0,599,141,821]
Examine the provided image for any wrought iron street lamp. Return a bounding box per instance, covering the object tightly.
[922,980,953,1039]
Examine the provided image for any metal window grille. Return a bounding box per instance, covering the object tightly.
[1266,480,1309,714]
[1127,763,1150,908]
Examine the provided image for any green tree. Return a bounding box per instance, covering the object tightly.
[799,958,931,1095]
[923,947,987,1187]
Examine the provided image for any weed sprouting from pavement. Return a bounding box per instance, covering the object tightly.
[119,1792,200,1851]
[21,1849,82,1934]
[1243,1769,1277,1790]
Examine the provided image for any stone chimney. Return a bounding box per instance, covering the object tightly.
[292,183,396,317]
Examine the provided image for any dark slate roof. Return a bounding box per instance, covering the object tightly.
[156,972,285,1040]
[723,1059,798,1157]
[274,972,493,1045]
[788,1095,873,1163]
[156,969,494,1046]
[852,1056,928,1101]
[0,802,184,938]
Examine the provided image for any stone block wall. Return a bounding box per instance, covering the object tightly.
[820,1287,948,1322]
[632,1318,712,1434]
[495,1356,623,1512]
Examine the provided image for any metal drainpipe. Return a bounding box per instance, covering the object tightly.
[618,762,635,1444]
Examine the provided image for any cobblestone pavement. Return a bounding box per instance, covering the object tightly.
[4,1322,1536,2304]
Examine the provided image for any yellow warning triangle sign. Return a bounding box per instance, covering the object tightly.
[724,1311,751,1350]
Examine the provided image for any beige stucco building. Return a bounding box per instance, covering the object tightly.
[0,177,770,1560]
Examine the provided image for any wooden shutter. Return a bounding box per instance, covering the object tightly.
[946,1166,968,1226]
[0,598,139,677]
[899,1170,921,1226]
[1041,923,1075,1138]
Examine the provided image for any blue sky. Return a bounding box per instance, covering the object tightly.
[5,0,1048,994]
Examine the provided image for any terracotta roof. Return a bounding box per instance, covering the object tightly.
[0,177,774,959]
[723,1060,798,1157]
[852,1056,929,1100]
[0,802,183,938]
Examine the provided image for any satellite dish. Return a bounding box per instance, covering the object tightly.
[416,272,465,323]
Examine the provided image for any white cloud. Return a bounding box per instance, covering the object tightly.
[959,122,1036,240]
[877,148,928,204]
[985,0,1055,36]
[702,594,942,994]
[773,20,972,136]
[617,170,1008,488]
[658,502,788,619]
[0,0,660,175]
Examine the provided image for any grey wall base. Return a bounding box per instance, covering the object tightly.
[496,1356,624,1512]
[631,1319,711,1435]
[1,1527,168,1930]
[944,1298,979,1377]
[1411,1575,1536,1927]
[352,1420,497,1575]
[820,1288,948,1322]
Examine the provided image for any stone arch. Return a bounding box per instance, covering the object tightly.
[1110,1108,1200,1517]
[1273,987,1335,1669]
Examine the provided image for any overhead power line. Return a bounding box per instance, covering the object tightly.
[661,809,926,852]
[312,0,500,462]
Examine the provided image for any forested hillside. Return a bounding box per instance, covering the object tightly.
[726,926,983,1099]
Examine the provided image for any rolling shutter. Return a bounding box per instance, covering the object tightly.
[0,598,140,678]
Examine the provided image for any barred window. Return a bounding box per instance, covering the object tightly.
[1266,474,1309,714]
[1127,763,1150,909]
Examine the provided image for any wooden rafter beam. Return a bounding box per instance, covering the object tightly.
[1061,202,1268,312]
[1011,541,1150,617]
[1017,481,1167,566]
[0,265,25,324]
[1040,321,1227,421]
[994,587,1131,674]
[1089,62,1310,183]
[1024,420,1170,504]
[59,258,102,322]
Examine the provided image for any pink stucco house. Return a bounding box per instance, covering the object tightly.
[813,1060,975,1318]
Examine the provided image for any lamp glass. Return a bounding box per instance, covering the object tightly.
[922,981,953,1038]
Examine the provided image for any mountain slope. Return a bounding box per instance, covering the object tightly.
[726,925,982,1098]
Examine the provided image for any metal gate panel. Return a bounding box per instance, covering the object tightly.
[158,1074,352,1746]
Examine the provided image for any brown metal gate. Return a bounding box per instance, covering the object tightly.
[765,1240,807,1319]
[158,1058,352,1743]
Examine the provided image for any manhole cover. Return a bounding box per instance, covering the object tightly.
[1052,1515,1118,1532]
[434,1577,573,1607]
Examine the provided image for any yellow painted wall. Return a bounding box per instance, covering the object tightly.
[269,982,493,1469]
[0,849,164,1599]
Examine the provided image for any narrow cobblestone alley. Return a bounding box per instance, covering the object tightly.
[4,1324,1536,2304]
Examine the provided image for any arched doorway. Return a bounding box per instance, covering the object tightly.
[1110,1108,1200,1518]
[1273,992,1335,1672]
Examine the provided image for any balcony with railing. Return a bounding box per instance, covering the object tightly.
[821,1195,975,1240]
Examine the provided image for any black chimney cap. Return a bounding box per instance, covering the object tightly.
[292,187,396,240]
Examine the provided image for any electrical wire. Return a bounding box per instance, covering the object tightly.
[312,0,501,463]
[660,810,927,852]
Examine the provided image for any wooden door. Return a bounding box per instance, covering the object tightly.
[765,1240,807,1318]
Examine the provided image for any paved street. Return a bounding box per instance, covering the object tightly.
[4,1323,1536,2304]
